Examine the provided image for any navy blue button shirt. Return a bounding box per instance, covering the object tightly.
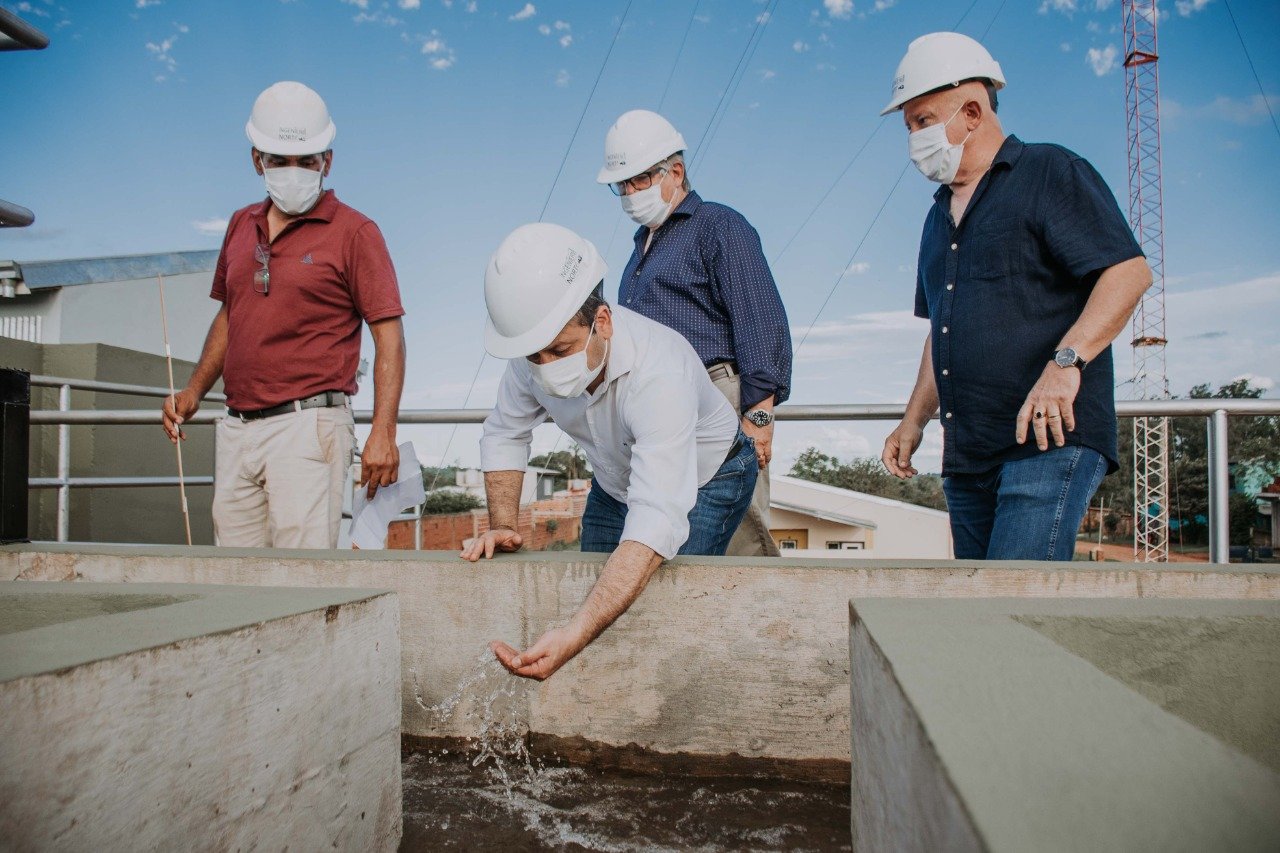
[915,135,1142,476]
[619,191,792,411]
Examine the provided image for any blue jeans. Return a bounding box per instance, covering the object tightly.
[580,433,759,556]
[943,445,1108,561]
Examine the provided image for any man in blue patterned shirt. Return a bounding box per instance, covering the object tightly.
[596,110,793,557]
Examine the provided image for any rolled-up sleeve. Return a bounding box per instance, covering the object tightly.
[619,371,699,559]
[1041,157,1143,282]
[710,213,793,410]
[480,362,548,472]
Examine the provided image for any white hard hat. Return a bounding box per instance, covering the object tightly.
[245,81,337,155]
[596,110,687,185]
[880,32,1005,116]
[483,223,609,359]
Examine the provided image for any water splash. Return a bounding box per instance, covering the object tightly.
[410,649,549,800]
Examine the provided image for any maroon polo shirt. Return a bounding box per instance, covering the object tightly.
[211,190,404,411]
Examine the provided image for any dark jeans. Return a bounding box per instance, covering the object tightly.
[943,444,1107,561]
[580,433,758,556]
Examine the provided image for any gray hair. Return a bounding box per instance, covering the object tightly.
[665,152,692,191]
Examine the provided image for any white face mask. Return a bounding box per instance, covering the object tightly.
[908,104,972,185]
[529,324,608,399]
[620,182,673,229]
[264,166,324,215]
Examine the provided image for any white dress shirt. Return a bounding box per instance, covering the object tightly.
[480,307,739,558]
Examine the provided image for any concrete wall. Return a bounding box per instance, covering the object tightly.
[0,581,401,852]
[0,339,220,545]
[6,544,1279,771]
[849,598,1280,852]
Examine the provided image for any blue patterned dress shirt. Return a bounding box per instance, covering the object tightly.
[618,191,792,412]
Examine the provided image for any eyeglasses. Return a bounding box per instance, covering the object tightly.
[253,243,270,296]
[607,165,667,197]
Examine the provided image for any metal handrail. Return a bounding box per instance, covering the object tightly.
[21,373,1280,562]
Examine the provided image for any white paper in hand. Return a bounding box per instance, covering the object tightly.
[350,441,426,550]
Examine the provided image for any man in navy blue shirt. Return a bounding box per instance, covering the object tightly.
[879,33,1152,561]
[597,110,793,557]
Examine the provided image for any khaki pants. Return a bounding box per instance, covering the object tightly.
[213,404,355,549]
[710,371,781,558]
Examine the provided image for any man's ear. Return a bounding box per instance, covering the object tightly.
[323,150,333,177]
[595,304,614,340]
[252,148,264,176]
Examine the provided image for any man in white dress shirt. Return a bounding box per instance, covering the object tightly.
[462,223,758,680]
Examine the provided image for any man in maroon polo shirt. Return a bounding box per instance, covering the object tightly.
[162,81,406,549]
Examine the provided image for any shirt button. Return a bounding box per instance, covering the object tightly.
[950,243,958,251]
[942,369,949,376]
[946,283,954,291]
[945,412,953,419]
[942,326,949,333]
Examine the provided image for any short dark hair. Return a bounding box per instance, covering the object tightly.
[920,79,998,114]
[983,81,999,114]
[573,283,608,327]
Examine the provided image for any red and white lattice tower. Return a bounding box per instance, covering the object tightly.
[1123,0,1170,561]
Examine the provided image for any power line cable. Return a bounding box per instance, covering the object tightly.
[793,163,910,355]
[424,0,635,497]
[688,0,778,164]
[538,0,636,222]
[1221,0,1280,145]
[659,0,703,111]
[979,0,1008,40]
[953,0,985,30]
[694,0,781,166]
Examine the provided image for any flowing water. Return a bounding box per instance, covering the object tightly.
[403,653,851,852]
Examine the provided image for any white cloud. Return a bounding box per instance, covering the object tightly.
[823,0,853,20]
[1086,20,1101,32]
[845,261,871,275]
[1061,42,1072,52]
[145,23,186,77]
[1085,44,1119,76]
[793,39,809,53]
[1162,274,1280,398]
[135,0,162,7]
[1175,0,1212,15]
[354,10,404,25]
[192,217,229,236]
[555,68,570,87]
[873,0,897,10]
[1166,93,1280,127]
[339,0,370,8]
[756,10,771,23]
[399,0,421,8]
[465,0,477,10]
[538,22,551,34]
[759,68,776,80]
[509,2,535,21]
[417,30,456,69]
[815,62,837,72]
[559,33,572,47]
[15,1,51,15]
[554,19,569,29]
[1038,0,1077,14]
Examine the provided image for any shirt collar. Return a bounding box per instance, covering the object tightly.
[932,135,1023,204]
[249,188,339,224]
[591,306,638,397]
[631,190,703,244]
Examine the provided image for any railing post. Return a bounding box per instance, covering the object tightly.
[0,368,31,544]
[1207,408,1230,564]
[56,384,70,543]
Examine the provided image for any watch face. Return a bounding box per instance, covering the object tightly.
[748,410,771,427]
[1055,349,1077,367]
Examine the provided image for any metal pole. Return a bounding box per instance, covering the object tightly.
[1207,408,1230,564]
[56,384,70,542]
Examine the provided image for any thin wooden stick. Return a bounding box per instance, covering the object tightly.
[158,273,193,546]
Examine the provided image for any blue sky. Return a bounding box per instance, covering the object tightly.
[2,0,1277,471]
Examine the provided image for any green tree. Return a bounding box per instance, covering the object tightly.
[789,449,947,511]
[1094,378,1279,546]
[530,445,593,490]
[421,491,483,515]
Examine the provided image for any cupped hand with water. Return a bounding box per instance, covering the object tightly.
[490,627,584,681]
[460,528,524,561]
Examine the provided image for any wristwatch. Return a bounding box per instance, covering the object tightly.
[1053,347,1087,371]
[744,408,774,428]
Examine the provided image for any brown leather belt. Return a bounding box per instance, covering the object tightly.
[227,390,347,422]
